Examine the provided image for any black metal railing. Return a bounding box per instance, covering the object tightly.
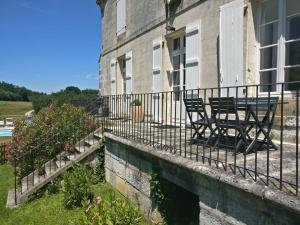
[102,82,300,196]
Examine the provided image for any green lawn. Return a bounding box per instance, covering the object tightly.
[0,165,151,225]
[0,137,12,144]
[0,101,32,119]
[0,165,83,225]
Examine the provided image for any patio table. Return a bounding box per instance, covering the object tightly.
[236,97,279,154]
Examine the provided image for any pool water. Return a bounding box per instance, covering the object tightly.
[0,129,13,137]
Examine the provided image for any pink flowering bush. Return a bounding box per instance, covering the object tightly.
[6,103,98,178]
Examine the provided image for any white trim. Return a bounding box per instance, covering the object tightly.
[284,64,300,68]
[259,19,279,27]
[260,43,278,49]
[285,38,300,43]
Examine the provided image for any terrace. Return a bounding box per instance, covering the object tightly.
[101,81,300,196]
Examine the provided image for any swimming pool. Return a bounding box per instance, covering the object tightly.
[0,129,13,137]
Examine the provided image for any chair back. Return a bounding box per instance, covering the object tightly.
[183,98,208,122]
[209,97,239,122]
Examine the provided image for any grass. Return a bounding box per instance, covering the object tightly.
[0,165,151,225]
[0,137,11,144]
[0,101,32,119]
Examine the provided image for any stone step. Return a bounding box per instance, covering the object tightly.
[75,145,87,153]
[45,160,58,176]
[84,138,96,146]
[66,152,77,161]
[55,158,68,168]
[21,173,44,192]
[6,190,21,208]
[94,131,102,139]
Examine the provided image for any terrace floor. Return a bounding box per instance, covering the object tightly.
[104,119,300,196]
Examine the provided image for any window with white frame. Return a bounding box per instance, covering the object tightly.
[259,0,300,92]
[116,0,126,36]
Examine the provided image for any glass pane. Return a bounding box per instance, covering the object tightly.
[173,71,180,86]
[173,86,180,101]
[183,69,186,87]
[183,36,186,48]
[260,22,278,46]
[261,0,278,24]
[285,67,300,90]
[286,40,300,65]
[183,54,186,68]
[286,15,300,40]
[173,55,180,70]
[173,38,180,50]
[260,70,277,92]
[260,46,278,69]
[286,0,300,17]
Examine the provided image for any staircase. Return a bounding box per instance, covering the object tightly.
[6,129,102,208]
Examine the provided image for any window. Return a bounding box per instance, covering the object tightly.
[116,0,126,36]
[259,0,300,92]
[172,35,186,101]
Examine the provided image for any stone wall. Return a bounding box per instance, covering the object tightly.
[105,132,300,225]
[99,0,238,95]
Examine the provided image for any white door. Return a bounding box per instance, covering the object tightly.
[171,35,186,122]
[152,38,163,123]
[220,0,244,97]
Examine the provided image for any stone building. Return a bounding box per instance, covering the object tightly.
[96,0,299,142]
[97,0,299,96]
[95,1,300,224]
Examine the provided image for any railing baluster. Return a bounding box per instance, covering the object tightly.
[280,83,284,190]
[296,88,299,196]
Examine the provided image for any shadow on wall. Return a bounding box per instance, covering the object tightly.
[151,173,200,225]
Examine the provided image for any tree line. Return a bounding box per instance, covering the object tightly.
[0,81,43,102]
[0,81,99,112]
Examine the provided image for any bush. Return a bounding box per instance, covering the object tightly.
[94,140,105,182]
[77,190,143,225]
[47,178,62,195]
[62,164,94,209]
[6,103,98,178]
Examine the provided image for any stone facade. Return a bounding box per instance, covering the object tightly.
[97,0,259,95]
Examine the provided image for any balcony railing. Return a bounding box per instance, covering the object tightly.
[101,81,300,196]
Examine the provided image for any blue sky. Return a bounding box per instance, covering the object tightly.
[0,0,101,93]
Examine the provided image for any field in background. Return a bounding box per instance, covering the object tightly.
[0,101,32,118]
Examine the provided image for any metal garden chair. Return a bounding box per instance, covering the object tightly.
[209,97,249,154]
[183,98,215,145]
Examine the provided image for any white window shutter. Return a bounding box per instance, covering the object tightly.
[117,0,126,35]
[185,22,200,90]
[220,0,244,96]
[152,37,162,93]
[110,59,116,95]
[125,51,132,94]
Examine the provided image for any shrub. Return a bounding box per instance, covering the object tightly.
[46,178,62,195]
[62,164,94,209]
[6,103,98,178]
[94,140,105,182]
[77,191,143,225]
